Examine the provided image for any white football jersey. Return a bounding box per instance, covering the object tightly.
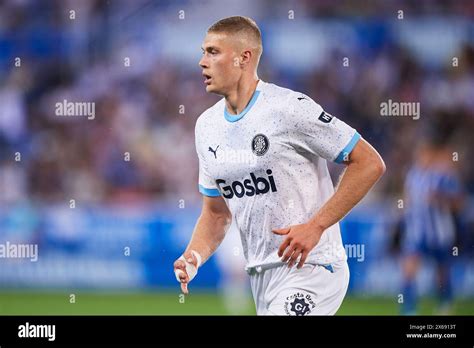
[195,80,360,270]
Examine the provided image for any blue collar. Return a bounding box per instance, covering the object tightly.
[224,89,261,122]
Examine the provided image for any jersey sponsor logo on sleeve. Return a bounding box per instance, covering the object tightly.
[318,111,333,123]
[216,169,277,199]
[251,134,269,156]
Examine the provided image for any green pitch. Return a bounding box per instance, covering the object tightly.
[0,290,473,315]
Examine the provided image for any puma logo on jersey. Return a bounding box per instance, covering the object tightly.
[208,145,219,159]
[216,170,277,199]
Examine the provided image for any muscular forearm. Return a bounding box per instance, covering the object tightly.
[310,159,385,232]
[185,210,231,264]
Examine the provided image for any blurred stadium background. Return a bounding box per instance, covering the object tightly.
[0,0,473,315]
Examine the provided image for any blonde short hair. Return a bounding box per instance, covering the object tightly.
[208,16,262,60]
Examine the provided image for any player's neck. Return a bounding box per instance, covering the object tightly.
[224,77,259,115]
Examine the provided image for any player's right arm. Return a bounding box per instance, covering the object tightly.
[174,114,231,294]
[173,194,232,294]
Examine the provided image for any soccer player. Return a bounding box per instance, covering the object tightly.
[401,134,464,315]
[173,16,385,315]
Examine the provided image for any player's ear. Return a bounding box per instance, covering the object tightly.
[240,49,252,66]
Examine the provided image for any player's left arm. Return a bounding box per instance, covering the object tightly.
[274,137,385,268]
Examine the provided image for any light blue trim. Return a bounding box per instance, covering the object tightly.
[334,132,361,163]
[224,90,260,122]
[198,184,220,197]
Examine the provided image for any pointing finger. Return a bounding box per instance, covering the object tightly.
[181,282,189,294]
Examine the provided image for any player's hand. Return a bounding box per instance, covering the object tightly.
[173,250,201,295]
[272,223,324,269]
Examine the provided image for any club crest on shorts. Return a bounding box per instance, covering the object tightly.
[251,134,269,156]
[284,292,316,316]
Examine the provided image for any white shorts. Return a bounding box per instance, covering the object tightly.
[248,260,350,315]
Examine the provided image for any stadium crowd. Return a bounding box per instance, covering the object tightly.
[0,0,473,210]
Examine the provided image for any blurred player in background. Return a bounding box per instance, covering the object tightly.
[401,124,465,315]
[173,16,385,315]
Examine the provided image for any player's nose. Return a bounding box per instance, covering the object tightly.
[199,56,208,68]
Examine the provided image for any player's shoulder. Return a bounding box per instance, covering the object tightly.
[260,80,297,103]
[261,81,322,111]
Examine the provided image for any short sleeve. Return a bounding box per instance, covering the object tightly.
[287,93,360,163]
[195,121,220,197]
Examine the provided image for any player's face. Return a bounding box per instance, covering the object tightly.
[199,32,241,95]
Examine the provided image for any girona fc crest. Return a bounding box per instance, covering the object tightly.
[251,134,269,156]
[284,292,316,316]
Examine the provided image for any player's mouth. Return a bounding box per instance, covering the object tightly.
[203,73,212,84]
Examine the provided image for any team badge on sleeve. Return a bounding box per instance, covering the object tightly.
[251,134,269,156]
